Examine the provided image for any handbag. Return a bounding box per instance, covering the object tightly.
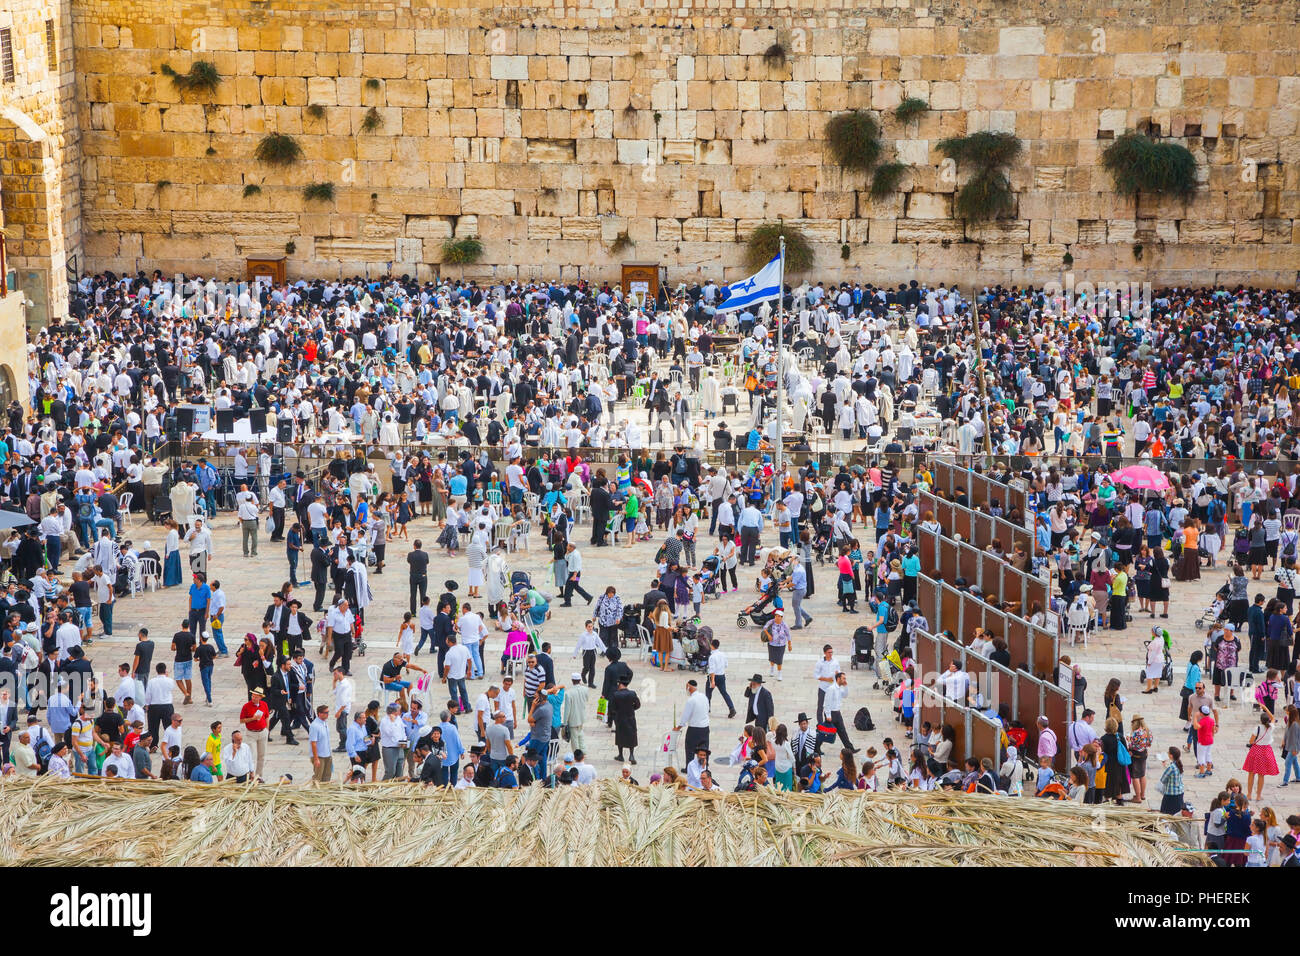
[1117,737,1132,766]
[1095,758,1108,790]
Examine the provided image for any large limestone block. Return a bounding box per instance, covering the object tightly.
[998,27,1045,56]
[907,192,952,219]
[896,220,965,243]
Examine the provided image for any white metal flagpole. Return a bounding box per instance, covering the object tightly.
[775,236,786,488]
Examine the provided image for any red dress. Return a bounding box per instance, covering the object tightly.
[1241,726,1279,775]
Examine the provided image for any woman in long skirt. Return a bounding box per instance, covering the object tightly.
[1178,519,1201,581]
[430,468,448,525]
[162,519,183,588]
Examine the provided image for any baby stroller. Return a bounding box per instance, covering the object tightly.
[812,518,835,564]
[700,555,721,601]
[510,570,532,597]
[620,604,642,649]
[677,620,712,671]
[1194,584,1228,630]
[850,625,875,671]
[736,589,778,628]
[1142,637,1175,686]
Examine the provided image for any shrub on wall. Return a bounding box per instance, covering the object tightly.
[302,182,335,202]
[825,110,882,172]
[361,107,383,133]
[893,97,929,123]
[160,60,221,96]
[254,133,303,167]
[743,222,813,274]
[1102,131,1197,198]
[937,131,1023,221]
[870,161,908,199]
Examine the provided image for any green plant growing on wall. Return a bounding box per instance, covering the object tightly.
[743,222,813,274]
[1101,131,1197,199]
[160,60,221,96]
[870,161,908,199]
[763,43,787,68]
[302,182,335,202]
[441,236,484,279]
[609,232,634,255]
[1063,251,1074,267]
[285,241,295,254]
[893,97,929,123]
[825,110,882,172]
[840,243,851,260]
[242,184,262,199]
[361,107,383,133]
[365,77,381,91]
[306,104,326,119]
[937,131,1023,221]
[155,179,171,190]
[205,146,217,156]
[254,133,303,167]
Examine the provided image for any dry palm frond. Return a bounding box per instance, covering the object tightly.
[0,779,1199,868]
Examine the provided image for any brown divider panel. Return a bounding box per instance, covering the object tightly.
[1042,682,1071,772]
[917,575,941,626]
[952,504,973,540]
[958,543,980,583]
[940,580,961,632]
[970,717,1003,772]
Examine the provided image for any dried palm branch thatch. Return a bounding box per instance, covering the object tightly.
[0,778,1198,868]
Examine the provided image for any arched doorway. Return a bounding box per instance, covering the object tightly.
[0,364,15,410]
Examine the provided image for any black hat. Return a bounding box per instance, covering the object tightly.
[749,673,764,683]
[524,748,541,760]
[444,580,458,591]
[796,712,810,723]
[469,744,485,755]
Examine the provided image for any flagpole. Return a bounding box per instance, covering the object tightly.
[775,237,786,491]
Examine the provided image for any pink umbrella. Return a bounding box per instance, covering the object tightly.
[1110,465,1171,492]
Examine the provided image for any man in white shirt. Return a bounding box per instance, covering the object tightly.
[813,644,839,724]
[1068,709,1099,761]
[474,685,500,742]
[143,663,178,744]
[235,484,261,557]
[55,612,83,662]
[268,479,288,542]
[378,702,408,780]
[674,678,710,757]
[442,634,472,711]
[939,661,971,705]
[456,605,487,680]
[821,671,857,754]
[161,712,184,762]
[573,748,598,785]
[331,666,354,753]
[325,599,356,674]
[114,663,140,709]
[222,729,256,782]
[307,499,329,544]
[705,637,736,717]
[100,740,136,779]
[185,518,213,574]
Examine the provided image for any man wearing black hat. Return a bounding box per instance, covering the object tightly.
[264,591,289,655]
[792,713,817,774]
[744,673,774,729]
[685,746,710,788]
[309,539,330,612]
[610,675,640,764]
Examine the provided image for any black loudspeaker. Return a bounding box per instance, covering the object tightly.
[277,420,295,443]
[215,409,236,434]
[249,409,268,433]
[175,407,195,433]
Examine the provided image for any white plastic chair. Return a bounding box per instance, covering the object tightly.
[1066,604,1091,647]
[505,642,529,679]
[137,556,160,592]
[118,493,134,527]
[509,519,530,553]
[636,624,652,662]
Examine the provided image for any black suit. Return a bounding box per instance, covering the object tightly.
[266,668,301,741]
[309,546,330,610]
[744,684,774,729]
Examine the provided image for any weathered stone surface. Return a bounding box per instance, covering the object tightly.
[2,0,1289,302]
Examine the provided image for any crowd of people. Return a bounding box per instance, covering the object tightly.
[3,269,1299,862]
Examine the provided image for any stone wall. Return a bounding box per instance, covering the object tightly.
[0,0,80,326]
[69,0,1300,290]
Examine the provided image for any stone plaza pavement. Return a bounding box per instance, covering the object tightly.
[101,510,1299,815]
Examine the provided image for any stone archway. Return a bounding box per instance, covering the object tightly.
[0,105,69,327]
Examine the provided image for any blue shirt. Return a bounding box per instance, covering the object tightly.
[440,720,464,767]
[189,582,211,611]
[191,764,215,783]
[346,720,369,759]
[875,602,890,635]
[901,555,921,578]
[448,475,468,496]
[309,717,331,755]
[791,564,807,590]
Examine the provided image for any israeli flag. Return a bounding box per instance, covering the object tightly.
[716,252,782,313]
